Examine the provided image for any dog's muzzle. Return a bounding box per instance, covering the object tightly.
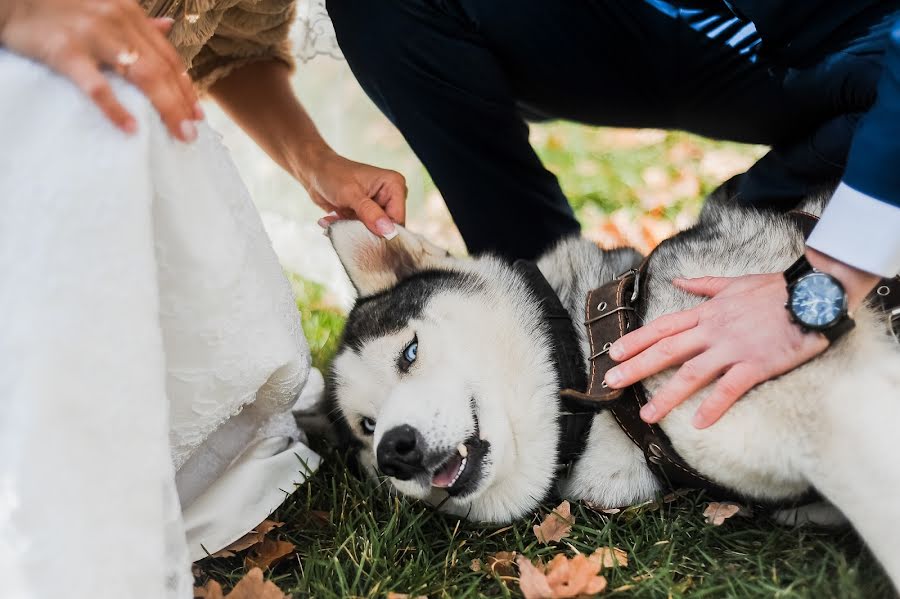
[377,425,425,480]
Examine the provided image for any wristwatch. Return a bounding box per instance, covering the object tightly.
[784,255,855,343]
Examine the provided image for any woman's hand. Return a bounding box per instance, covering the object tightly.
[603,250,878,428]
[0,0,201,140]
[308,151,407,238]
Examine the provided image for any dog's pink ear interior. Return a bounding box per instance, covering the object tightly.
[327,220,453,296]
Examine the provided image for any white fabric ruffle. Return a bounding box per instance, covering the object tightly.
[292,0,343,62]
[0,51,320,598]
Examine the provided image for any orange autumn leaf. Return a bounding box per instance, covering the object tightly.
[589,547,629,569]
[517,553,608,599]
[517,555,554,599]
[193,567,288,599]
[244,538,296,571]
[703,502,742,526]
[209,520,284,559]
[533,501,574,544]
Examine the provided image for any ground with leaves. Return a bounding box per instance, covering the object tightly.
[195,125,895,597]
[194,447,893,598]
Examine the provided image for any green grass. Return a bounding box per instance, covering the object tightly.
[194,125,894,597]
[197,446,893,598]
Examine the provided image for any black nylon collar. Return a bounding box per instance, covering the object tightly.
[511,260,594,473]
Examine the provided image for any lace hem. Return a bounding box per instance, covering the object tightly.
[292,0,343,62]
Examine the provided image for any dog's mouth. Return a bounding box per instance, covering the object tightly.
[429,435,488,496]
[428,399,489,497]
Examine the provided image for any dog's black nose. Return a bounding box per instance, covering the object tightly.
[377,425,425,480]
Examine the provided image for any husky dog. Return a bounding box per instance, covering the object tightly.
[325,196,900,586]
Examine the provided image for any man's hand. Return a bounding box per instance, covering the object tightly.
[604,250,878,428]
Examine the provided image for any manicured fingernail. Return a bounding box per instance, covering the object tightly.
[640,403,657,422]
[376,217,398,240]
[605,368,622,387]
[123,119,137,134]
[317,217,329,229]
[326,211,338,218]
[609,343,624,360]
[193,102,204,120]
[180,120,197,142]
[692,412,708,429]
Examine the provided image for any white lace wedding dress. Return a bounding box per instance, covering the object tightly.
[0,29,329,597]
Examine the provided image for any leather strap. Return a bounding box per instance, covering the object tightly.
[565,251,820,508]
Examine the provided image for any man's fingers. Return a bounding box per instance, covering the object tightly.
[604,328,706,389]
[692,364,761,429]
[352,195,398,239]
[60,56,136,132]
[609,309,699,363]
[638,353,730,423]
[673,276,733,297]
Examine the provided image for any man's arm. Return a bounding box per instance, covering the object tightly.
[605,19,900,428]
[208,60,406,237]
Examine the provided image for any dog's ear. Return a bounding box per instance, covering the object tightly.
[327,220,453,296]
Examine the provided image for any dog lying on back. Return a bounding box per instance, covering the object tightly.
[324,195,900,588]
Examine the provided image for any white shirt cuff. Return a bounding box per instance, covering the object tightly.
[806,182,900,278]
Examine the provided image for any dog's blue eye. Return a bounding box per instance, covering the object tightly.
[403,340,418,363]
[398,336,418,373]
[360,417,376,435]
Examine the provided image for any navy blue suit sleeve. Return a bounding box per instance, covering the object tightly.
[842,18,900,209]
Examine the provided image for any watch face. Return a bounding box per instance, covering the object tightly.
[789,273,847,328]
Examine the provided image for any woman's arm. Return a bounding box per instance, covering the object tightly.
[208,60,406,237]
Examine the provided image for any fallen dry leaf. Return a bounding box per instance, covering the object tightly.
[517,553,608,599]
[517,555,555,599]
[470,558,482,572]
[589,547,628,569]
[244,538,295,571]
[486,551,518,578]
[209,520,284,558]
[386,593,427,599]
[703,502,742,526]
[533,501,574,544]
[193,568,288,599]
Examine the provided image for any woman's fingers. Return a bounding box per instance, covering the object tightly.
[604,328,706,389]
[59,55,136,132]
[352,195,398,239]
[1,0,200,141]
[374,171,408,225]
[97,31,196,141]
[140,16,202,119]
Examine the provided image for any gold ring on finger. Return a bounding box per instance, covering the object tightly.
[115,49,140,69]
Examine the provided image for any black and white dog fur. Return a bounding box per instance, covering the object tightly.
[325,194,900,587]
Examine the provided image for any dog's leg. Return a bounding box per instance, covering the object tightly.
[771,501,848,527]
[799,358,900,590]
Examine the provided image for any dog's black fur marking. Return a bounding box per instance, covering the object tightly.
[341,269,481,353]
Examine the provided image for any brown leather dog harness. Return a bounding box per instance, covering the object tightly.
[552,211,900,505]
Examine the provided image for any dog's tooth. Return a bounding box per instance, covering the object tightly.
[457,443,468,458]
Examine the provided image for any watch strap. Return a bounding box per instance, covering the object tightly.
[784,254,813,286]
[820,314,855,343]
